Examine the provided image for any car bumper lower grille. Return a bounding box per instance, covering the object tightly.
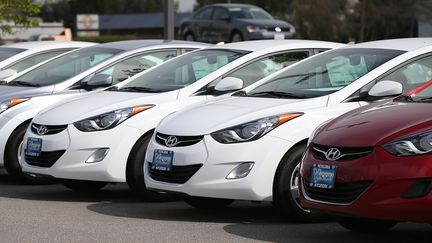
[148,162,202,184]
[25,150,66,168]
[303,178,372,204]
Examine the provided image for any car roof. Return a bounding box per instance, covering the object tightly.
[211,3,259,8]
[96,39,211,51]
[215,39,344,52]
[1,41,95,50]
[348,38,432,51]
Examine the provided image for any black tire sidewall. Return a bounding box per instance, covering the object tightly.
[126,134,151,193]
[4,123,28,177]
[230,32,243,42]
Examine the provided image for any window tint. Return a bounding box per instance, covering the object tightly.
[118,49,247,92]
[98,50,177,84]
[248,48,405,98]
[228,7,273,20]
[213,7,229,20]
[379,55,432,92]
[229,51,309,87]
[6,49,71,73]
[12,47,121,86]
[195,7,213,20]
[0,47,26,62]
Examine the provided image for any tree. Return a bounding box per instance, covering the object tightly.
[0,0,41,34]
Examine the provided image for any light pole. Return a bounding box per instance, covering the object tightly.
[164,0,174,40]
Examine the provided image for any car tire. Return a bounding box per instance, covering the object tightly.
[338,218,397,233]
[230,31,244,42]
[126,134,176,201]
[62,179,107,192]
[184,196,234,209]
[273,144,326,222]
[184,32,196,41]
[4,123,52,184]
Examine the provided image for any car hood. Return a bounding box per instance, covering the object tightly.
[235,18,292,28]
[34,90,176,125]
[0,85,46,101]
[157,95,328,135]
[313,100,432,147]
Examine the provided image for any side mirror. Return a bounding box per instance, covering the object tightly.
[0,69,17,80]
[214,77,243,93]
[86,73,113,88]
[368,80,403,97]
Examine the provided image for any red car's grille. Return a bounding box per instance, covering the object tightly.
[311,143,373,161]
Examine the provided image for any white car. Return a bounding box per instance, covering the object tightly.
[144,38,432,221]
[0,41,95,79]
[1,40,210,182]
[20,40,344,197]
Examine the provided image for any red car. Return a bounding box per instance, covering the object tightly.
[300,83,432,232]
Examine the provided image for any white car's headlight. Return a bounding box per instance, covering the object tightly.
[0,98,30,114]
[211,113,303,144]
[74,105,154,132]
[383,131,432,156]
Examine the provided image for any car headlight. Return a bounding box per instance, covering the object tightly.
[0,98,30,114]
[74,105,154,132]
[383,131,432,156]
[307,119,332,146]
[211,113,303,144]
[246,25,266,32]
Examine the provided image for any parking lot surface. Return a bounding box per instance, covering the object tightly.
[0,170,429,243]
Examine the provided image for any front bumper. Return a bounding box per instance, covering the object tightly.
[246,31,295,40]
[20,124,143,182]
[300,146,432,222]
[144,133,294,201]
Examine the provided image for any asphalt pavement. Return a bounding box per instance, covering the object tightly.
[0,169,430,243]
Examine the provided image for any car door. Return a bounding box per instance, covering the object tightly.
[192,7,214,42]
[210,7,231,43]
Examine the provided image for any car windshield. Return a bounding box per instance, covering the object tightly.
[0,47,26,62]
[247,48,405,99]
[115,49,248,93]
[228,7,273,20]
[7,47,122,87]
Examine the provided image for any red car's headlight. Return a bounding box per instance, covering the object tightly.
[383,131,432,156]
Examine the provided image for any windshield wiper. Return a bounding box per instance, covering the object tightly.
[6,81,41,87]
[248,91,309,99]
[118,86,164,93]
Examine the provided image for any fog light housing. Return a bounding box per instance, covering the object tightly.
[86,148,109,163]
[401,179,432,199]
[226,162,254,180]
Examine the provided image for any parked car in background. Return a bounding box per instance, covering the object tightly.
[20,40,343,197]
[0,41,94,79]
[143,38,432,222]
[180,4,296,43]
[300,81,432,232]
[0,40,209,182]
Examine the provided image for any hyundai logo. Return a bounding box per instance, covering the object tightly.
[36,125,48,135]
[165,136,179,147]
[325,148,342,161]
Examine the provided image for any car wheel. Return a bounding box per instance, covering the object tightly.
[184,196,234,209]
[4,123,52,184]
[184,32,195,41]
[62,179,107,192]
[273,144,326,222]
[230,31,244,42]
[338,218,397,233]
[126,134,176,201]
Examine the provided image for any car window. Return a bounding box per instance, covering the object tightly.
[11,47,122,87]
[228,7,273,20]
[5,49,71,73]
[98,50,177,84]
[195,7,213,20]
[118,49,248,92]
[0,47,26,62]
[213,7,229,20]
[248,48,405,99]
[228,51,310,87]
[378,55,432,92]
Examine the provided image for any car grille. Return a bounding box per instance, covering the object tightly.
[155,132,204,147]
[311,143,373,161]
[25,150,66,168]
[31,123,68,135]
[148,162,202,184]
[303,178,372,204]
[266,27,291,32]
